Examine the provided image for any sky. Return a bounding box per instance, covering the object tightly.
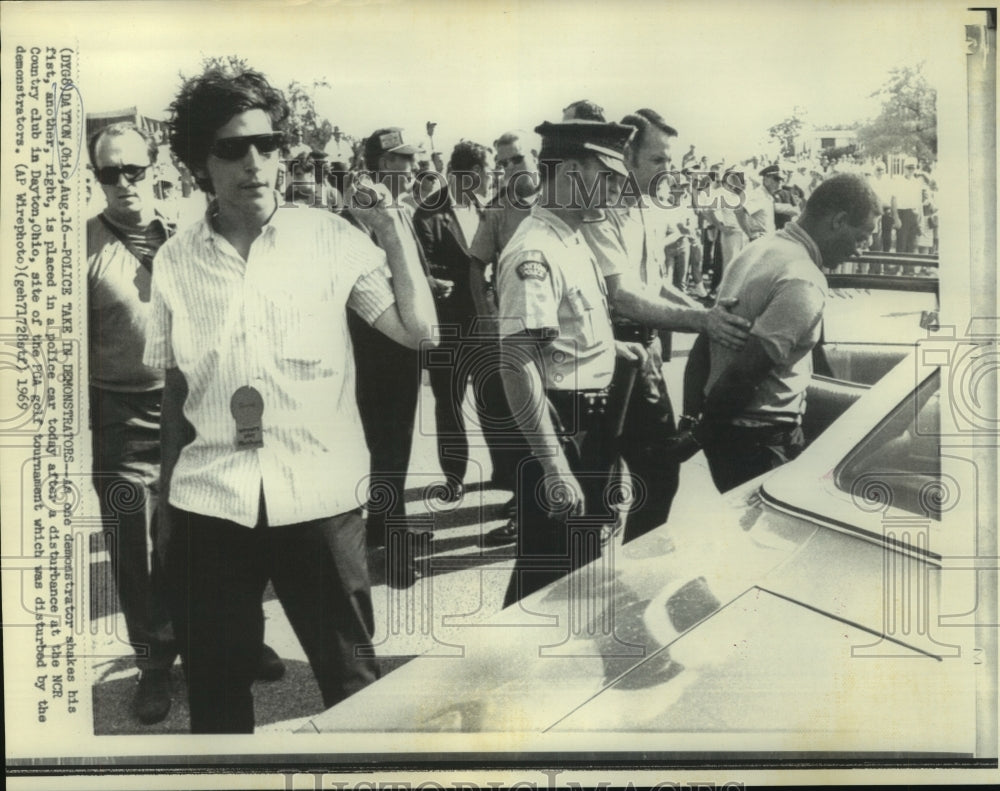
[8,0,964,163]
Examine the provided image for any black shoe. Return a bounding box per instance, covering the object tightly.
[133,668,171,724]
[484,519,517,546]
[257,643,286,681]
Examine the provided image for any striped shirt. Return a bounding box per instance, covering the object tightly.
[143,202,395,527]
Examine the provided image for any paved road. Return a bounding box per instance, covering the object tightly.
[89,334,711,734]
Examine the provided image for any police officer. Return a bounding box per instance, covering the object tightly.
[497,120,640,606]
[580,109,750,544]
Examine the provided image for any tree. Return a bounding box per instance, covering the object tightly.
[856,63,937,162]
[768,107,806,158]
[197,54,251,77]
[285,80,334,153]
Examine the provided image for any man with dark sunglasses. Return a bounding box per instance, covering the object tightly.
[144,67,437,733]
[88,120,286,727]
[87,121,178,725]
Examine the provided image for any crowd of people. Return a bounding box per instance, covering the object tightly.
[87,62,906,733]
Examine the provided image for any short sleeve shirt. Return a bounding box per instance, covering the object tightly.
[496,205,615,391]
[143,201,395,527]
[469,193,536,269]
[705,221,828,424]
[581,205,669,299]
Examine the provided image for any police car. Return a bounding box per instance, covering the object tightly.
[301,255,990,759]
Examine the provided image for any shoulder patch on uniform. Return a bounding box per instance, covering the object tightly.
[516,259,549,281]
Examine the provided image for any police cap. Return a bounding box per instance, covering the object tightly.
[759,164,783,180]
[534,120,635,177]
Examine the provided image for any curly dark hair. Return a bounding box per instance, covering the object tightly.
[448,140,492,173]
[167,66,289,193]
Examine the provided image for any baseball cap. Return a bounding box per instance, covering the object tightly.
[363,127,422,165]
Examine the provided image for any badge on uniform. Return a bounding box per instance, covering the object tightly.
[230,385,264,449]
[516,259,549,281]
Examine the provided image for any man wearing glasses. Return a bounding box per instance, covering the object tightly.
[86,122,178,724]
[144,67,437,732]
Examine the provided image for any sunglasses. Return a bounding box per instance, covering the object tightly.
[496,154,525,169]
[210,133,284,161]
[94,164,150,186]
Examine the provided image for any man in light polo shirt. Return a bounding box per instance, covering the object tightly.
[675,174,880,492]
[144,66,437,733]
[580,109,750,543]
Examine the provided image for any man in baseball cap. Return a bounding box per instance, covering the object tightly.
[363,127,423,203]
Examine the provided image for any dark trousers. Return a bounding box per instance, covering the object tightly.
[703,423,805,493]
[165,505,379,733]
[615,347,680,543]
[427,327,483,485]
[429,330,528,490]
[708,232,724,291]
[349,310,421,540]
[873,208,894,253]
[90,387,176,671]
[897,209,920,254]
[474,350,531,490]
[503,393,617,607]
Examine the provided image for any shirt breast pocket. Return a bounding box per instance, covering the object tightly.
[270,293,337,376]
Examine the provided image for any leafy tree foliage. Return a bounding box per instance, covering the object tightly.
[857,63,937,162]
[768,107,806,157]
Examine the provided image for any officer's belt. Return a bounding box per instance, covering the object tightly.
[612,321,656,346]
[546,388,610,426]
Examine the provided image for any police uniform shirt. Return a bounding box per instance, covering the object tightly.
[497,205,615,391]
[581,206,668,300]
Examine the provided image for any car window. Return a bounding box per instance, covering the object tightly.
[833,370,941,519]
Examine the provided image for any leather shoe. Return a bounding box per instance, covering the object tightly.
[484,519,518,546]
[133,668,171,724]
[257,643,286,681]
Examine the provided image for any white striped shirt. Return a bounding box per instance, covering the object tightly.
[143,203,395,527]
